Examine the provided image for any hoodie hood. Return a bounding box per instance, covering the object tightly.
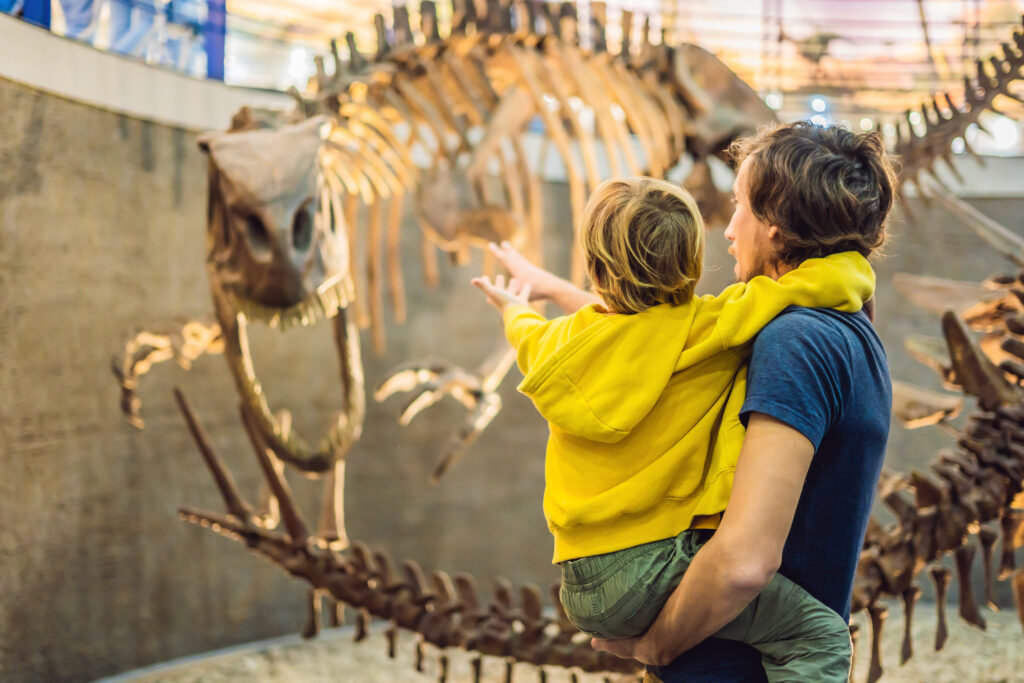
[517,303,699,443]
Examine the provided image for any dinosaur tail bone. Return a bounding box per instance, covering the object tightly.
[173,387,640,681]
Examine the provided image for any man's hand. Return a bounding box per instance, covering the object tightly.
[591,634,674,668]
[471,274,532,313]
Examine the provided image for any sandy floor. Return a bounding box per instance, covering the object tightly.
[101,602,1022,683]
[848,603,1022,683]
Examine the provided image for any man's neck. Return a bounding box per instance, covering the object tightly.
[767,261,798,280]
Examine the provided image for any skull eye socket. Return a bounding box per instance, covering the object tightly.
[246,214,270,250]
[293,205,313,251]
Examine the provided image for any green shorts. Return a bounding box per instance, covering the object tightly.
[559,529,852,682]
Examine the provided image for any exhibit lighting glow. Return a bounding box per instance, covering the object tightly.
[860,118,873,131]
[764,93,782,110]
[811,97,827,113]
[951,138,966,154]
[909,111,922,126]
[288,47,311,84]
[989,115,1020,151]
[810,114,829,127]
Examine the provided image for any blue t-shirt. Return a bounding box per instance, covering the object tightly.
[655,306,891,682]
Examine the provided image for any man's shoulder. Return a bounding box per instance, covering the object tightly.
[756,306,879,352]
[762,305,869,331]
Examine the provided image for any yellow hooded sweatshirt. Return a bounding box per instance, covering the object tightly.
[501,251,875,563]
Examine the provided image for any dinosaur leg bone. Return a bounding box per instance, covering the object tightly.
[954,541,987,629]
[979,525,1000,610]
[929,564,951,650]
[866,603,887,683]
[900,585,922,664]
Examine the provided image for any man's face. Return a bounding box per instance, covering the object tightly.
[724,157,780,282]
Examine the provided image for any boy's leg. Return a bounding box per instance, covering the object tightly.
[559,531,704,640]
[714,572,851,682]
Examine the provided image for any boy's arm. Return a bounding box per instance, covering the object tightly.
[501,304,561,374]
[489,241,602,314]
[471,275,569,375]
[545,277,603,314]
[707,251,875,349]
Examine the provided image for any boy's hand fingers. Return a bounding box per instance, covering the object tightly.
[491,241,524,267]
[509,280,530,300]
[471,277,499,304]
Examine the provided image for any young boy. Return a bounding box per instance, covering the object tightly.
[472,177,871,681]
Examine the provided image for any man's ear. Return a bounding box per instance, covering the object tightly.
[766,224,781,240]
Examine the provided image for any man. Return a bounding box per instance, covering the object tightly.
[491,122,895,681]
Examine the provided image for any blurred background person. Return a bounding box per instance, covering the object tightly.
[109,0,157,56]
[163,0,205,75]
[2,0,50,28]
[57,0,98,41]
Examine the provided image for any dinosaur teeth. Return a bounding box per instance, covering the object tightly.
[227,278,352,330]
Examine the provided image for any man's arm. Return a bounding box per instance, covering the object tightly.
[489,241,601,314]
[592,413,814,666]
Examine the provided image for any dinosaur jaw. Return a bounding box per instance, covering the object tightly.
[215,274,364,474]
[224,271,353,331]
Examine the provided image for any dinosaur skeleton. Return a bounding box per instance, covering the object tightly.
[843,18,1024,680]
[113,3,1024,681]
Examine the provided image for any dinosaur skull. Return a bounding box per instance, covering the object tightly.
[199,116,362,473]
[201,116,351,320]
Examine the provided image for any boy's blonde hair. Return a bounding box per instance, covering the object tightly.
[580,177,705,314]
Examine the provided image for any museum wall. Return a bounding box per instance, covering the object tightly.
[0,72,562,683]
[2,71,1023,682]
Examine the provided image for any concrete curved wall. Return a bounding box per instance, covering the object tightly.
[2,15,1023,681]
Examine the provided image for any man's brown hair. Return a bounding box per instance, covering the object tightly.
[581,177,705,315]
[730,122,898,265]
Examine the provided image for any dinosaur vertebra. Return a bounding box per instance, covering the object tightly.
[887,15,1024,199]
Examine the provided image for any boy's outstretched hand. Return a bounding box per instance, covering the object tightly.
[488,241,554,302]
[471,274,532,313]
